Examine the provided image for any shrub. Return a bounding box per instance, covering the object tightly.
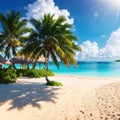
[27,69,40,78]
[16,69,28,77]
[0,68,17,84]
[0,68,54,84]
[46,80,63,86]
[16,69,54,78]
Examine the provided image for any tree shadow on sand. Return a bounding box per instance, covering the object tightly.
[0,82,61,110]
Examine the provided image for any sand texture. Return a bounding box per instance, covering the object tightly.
[0,75,120,120]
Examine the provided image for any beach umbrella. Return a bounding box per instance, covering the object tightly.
[11,57,33,64]
[0,55,6,68]
[5,60,11,64]
[36,56,46,69]
[10,57,34,69]
[37,56,46,63]
[0,55,6,64]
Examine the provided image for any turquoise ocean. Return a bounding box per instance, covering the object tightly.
[4,62,120,78]
[48,62,120,78]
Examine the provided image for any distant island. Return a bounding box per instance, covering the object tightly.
[115,60,120,62]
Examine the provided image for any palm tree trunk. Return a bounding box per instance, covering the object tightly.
[45,52,50,83]
[45,60,50,83]
[27,64,30,69]
[13,63,17,69]
[9,56,17,69]
[32,62,36,69]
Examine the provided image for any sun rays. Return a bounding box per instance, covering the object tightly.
[103,0,120,23]
[105,0,120,8]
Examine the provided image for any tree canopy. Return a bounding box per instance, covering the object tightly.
[21,14,81,82]
[0,11,81,83]
[0,10,30,59]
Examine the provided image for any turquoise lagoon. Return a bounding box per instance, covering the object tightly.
[47,62,120,78]
[4,62,120,78]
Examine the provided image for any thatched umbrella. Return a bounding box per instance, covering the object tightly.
[10,56,46,69]
[0,55,6,68]
[37,56,46,63]
[5,61,11,65]
[36,56,46,69]
[0,55,6,64]
[11,57,32,64]
[10,57,33,69]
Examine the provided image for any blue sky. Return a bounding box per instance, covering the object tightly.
[0,0,120,61]
[54,0,120,46]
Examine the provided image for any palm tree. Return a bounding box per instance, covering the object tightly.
[0,10,30,60]
[22,14,81,83]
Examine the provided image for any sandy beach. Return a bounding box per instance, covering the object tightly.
[0,75,120,120]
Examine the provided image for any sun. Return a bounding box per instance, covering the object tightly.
[105,0,120,8]
[103,0,120,20]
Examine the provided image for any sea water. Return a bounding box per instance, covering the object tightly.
[48,62,120,78]
[3,62,120,78]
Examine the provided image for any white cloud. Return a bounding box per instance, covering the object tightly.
[101,28,120,59]
[26,0,73,24]
[77,28,120,61]
[77,41,99,61]
[77,41,101,61]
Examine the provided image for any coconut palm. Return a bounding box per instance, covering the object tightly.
[22,14,81,83]
[0,10,30,60]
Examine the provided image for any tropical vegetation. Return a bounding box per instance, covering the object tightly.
[0,10,81,85]
[0,10,30,60]
[115,59,120,62]
[0,68,17,84]
[0,68,54,84]
[46,80,63,86]
[21,14,81,83]
[16,69,54,78]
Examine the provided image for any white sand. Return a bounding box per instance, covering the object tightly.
[0,75,120,120]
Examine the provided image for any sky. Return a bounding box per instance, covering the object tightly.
[0,0,120,61]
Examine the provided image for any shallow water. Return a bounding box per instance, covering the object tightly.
[4,62,120,78]
[48,62,120,78]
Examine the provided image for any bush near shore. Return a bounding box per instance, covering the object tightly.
[16,69,54,78]
[0,68,54,84]
[0,69,17,84]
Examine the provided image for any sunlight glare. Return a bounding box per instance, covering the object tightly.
[104,0,120,21]
[105,0,120,8]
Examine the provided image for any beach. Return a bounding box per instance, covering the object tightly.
[0,75,120,120]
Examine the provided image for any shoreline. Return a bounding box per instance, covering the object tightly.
[55,73,120,79]
[0,75,120,120]
[54,74,120,80]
